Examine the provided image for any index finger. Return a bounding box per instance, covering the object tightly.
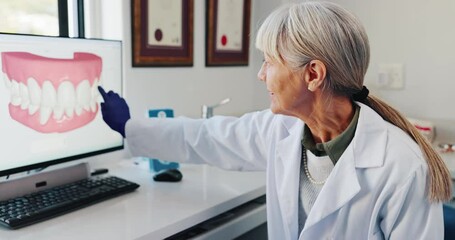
[98,86,108,101]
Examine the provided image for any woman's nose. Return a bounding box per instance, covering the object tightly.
[257,65,266,82]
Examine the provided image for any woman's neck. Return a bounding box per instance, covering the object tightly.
[301,97,355,143]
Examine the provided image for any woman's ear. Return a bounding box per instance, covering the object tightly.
[305,60,326,92]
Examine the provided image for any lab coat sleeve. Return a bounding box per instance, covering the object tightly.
[380,164,444,239]
[125,110,277,171]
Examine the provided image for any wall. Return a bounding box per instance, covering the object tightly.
[325,0,455,141]
[85,0,283,162]
[96,0,455,121]
[120,0,280,120]
[87,0,455,164]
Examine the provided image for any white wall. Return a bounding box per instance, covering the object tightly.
[84,0,283,162]
[91,0,455,162]
[326,0,455,140]
[120,0,281,119]
[91,0,283,119]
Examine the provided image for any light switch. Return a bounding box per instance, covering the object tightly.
[377,64,405,90]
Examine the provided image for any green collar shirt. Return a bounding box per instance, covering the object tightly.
[301,105,360,165]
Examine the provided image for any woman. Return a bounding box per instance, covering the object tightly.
[99,2,451,239]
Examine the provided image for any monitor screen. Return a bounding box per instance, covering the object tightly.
[0,33,123,176]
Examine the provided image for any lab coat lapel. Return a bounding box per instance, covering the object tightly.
[302,146,360,232]
[301,102,387,236]
[275,117,304,239]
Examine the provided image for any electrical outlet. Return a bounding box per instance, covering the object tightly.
[377,64,405,89]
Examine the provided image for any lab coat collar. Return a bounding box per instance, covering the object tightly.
[301,144,360,234]
[275,103,388,239]
[279,102,387,168]
[301,102,388,235]
[351,102,388,168]
[275,114,304,239]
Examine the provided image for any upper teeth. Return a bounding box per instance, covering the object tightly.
[3,72,100,125]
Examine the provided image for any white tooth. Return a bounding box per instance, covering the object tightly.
[20,82,30,110]
[20,100,29,109]
[57,81,75,105]
[90,100,97,112]
[28,105,39,115]
[91,79,99,101]
[3,72,11,89]
[11,80,20,105]
[77,80,91,113]
[11,80,19,95]
[39,106,52,125]
[75,105,83,116]
[57,81,75,118]
[90,80,100,113]
[53,106,64,120]
[41,81,56,108]
[66,107,74,118]
[28,78,41,106]
[11,96,21,106]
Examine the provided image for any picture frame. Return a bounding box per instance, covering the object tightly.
[132,0,194,67]
[206,0,251,66]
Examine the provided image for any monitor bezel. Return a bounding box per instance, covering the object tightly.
[0,32,124,177]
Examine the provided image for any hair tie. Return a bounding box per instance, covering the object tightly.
[352,86,369,101]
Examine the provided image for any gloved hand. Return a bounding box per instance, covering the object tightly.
[98,86,131,138]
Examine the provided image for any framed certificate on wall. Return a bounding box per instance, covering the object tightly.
[206,0,251,66]
[132,0,194,67]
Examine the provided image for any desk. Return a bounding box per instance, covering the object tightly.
[0,159,267,240]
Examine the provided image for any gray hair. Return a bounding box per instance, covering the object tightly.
[256,1,452,202]
[255,1,370,97]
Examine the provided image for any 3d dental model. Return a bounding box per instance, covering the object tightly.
[2,52,102,133]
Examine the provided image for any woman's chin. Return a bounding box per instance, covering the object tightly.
[270,105,281,114]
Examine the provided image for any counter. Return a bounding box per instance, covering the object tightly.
[0,159,267,240]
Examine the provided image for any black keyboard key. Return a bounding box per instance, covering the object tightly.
[0,175,139,229]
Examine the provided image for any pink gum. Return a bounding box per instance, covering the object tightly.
[1,52,102,88]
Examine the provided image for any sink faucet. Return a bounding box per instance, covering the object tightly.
[201,98,231,118]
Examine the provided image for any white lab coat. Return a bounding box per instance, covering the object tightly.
[126,102,443,239]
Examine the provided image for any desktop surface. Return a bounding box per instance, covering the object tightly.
[0,174,140,229]
[0,159,266,240]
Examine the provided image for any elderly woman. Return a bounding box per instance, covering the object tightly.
[99,2,451,239]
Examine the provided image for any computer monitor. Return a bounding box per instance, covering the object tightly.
[0,33,123,177]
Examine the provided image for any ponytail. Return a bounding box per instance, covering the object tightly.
[255,1,452,202]
[363,95,452,202]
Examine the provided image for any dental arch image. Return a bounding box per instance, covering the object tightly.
[1,52,102,133]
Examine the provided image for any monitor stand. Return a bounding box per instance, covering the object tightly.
[0,162,90,201]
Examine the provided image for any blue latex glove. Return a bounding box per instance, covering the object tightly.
[98,86,131,138]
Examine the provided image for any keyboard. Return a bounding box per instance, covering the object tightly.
[0,175,140,229]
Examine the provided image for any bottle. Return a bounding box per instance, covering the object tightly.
[147,109,179,172]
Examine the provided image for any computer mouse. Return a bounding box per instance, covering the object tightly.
[153,169,183,182]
